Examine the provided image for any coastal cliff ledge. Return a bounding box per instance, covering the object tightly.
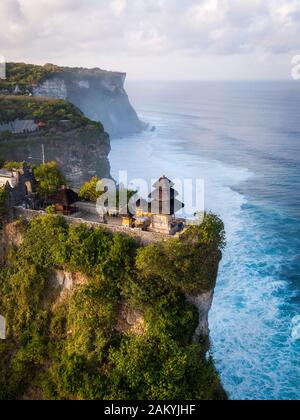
[0,213,226,400]
[0,96,111,187]
[1,63,143,137]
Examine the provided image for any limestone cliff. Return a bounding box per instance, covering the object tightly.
[186,291,214,341]
[32,67,143,137]
[0,220,24,264]
[1,218,219,344]
[37,266,216,344]
[0,215,227,400]
[0,125,111,188]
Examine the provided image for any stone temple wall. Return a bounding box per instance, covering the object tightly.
[12,207,168,245]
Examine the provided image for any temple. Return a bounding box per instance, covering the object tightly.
[0,163,37,208]
[131,176,185,235]
[48,186,79,215]
[1,168,186,237]
[148,176,184,234]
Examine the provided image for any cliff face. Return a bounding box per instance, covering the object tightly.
[1,218,219,344]
[0,220,24,264]
[0,125,111,187]
[0,216,227,400]
[33,68,143,137]
[186,291,215,341]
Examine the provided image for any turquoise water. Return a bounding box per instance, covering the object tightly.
[109,81,300,400]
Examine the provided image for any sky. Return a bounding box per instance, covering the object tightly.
[0,0,300,80]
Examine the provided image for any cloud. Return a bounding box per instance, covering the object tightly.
[0,0,299,76]
[111,0,127,17]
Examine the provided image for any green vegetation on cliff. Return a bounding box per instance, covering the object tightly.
[79,177,137,206]
[0,62,113,93]
[0,214,225,400]
[2,161,24,171]
[0,160,65,199]
[0,63,62,91]
[34,162,66,197]
[78,177,104,202]
[0,96,103,130]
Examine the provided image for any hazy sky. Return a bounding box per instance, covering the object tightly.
[0,0,299,80]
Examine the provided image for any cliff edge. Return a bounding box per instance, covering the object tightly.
[0,214,227,400]
[1,63,143,138]
[0,97,111,187]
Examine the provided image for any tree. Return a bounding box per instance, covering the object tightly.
[79,178,136,208]
[79,177,104,203]
[34,161,65,197]
[3,161,24,171]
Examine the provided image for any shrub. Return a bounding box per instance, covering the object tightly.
[107,335,220,400]
[17,214,68,268]
[45,205,56,215]
[3,161,24,171]
[79,177,104,203]
[34,161,65,198]
[135,214,225,296]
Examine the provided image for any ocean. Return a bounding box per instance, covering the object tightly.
[109,81,300,400]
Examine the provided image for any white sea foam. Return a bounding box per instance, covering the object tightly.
[291,316,300,341]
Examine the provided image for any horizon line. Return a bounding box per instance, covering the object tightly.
[126,79,298,83]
